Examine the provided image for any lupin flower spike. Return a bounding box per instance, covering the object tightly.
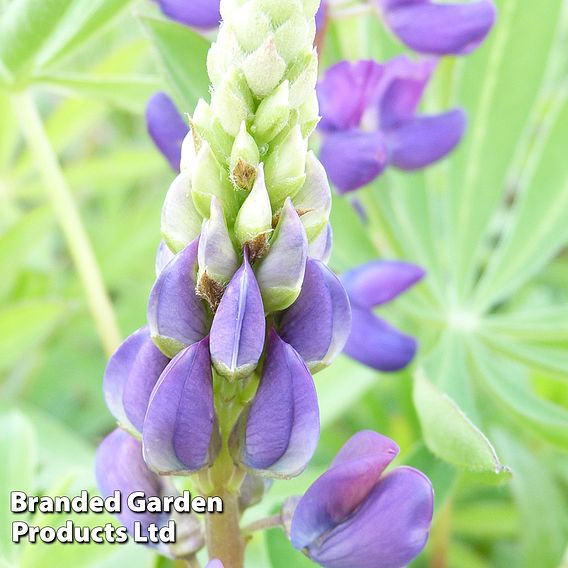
[98,1,436,566]
[290,431,434,568]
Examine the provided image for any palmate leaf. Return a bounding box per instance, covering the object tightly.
[0,0,132,84]
[493,429,568,568]
[140,16,211,113]
[447,0,567,298]
[469,339,568,449]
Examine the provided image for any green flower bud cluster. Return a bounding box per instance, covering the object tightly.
[161,0,331,313]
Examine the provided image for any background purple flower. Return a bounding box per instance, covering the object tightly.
[317,57,466,193]
[146,92,188,171]
[341,260,425,371]
[154,0,221,30]
[291,430,434,568]
[376,0,496,56]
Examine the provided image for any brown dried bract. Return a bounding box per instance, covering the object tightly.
[196,271,226,312]
[232,158,257,191]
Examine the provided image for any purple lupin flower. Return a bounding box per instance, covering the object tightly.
[96,429,204,556]
[231,329,320,479]
[209,250,266,380]
[154,0,221,30]
[143,337,221,475]
[279,258,352,373]
[342,260,425,371]
[376,0,496,56]
[317,56,466,193]
[290,431,434,568]
[103,326,169,436]
[147,237,209,358]
[146,92,189,171]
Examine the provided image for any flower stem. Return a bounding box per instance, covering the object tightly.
[242,514,283,535]
[12,90,121,357]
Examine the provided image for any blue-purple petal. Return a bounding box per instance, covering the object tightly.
[308,224,333,264]
[344,305,417,371]
[155,0,221,30]
[210,251,266,379]
[379,56,436,130]
[143,337,219,475]
[103,327,170,436]
[317,60,384,132]
[232,329,320,478]
[146,92,188,171]
[342,260,425,309]
[379,0,496,56]
[96,429,163,535]
[309,467,434,568]
[320,130,387,193]
[291,431,399,550]
[386,109,466,170]
[148,237,208,358]
[279,259,351,373]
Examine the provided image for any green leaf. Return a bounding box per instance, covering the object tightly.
[0,301,64,376]
[486,305,568,341]
[265,528,314,568]
[140,16,211,112]
[0,208,52,299]
[36,73,162,113]
[315,356,377,428]
[0,0,132,84]
[493,429,568,568]
[34,0,132,69]
[0,411,38,562]
[413,369,509,476]
[474,90,568,309]
[447,0,566,297]
[469,340,568,450]
[0,0,75,83]
[329,193,375,272]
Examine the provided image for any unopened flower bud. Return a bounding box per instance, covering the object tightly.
[252,80,290,145]
[274,13,312,64]
[230,329,319,479]
[192,99,233,162]
[161,171,203,253]
[197,198,239,310]
[287,50,319,108]
[265,125,307,208]
[104,327,169,437]
[243,36,287,98]
[234,164,273,258]
[257,0,301,25]
[211,67,255,137]
[256,198,308,313]
[148,238,208,358]
[294,151,332,242]
[299,91,320,138]
[279,259,351,373]
[180,127,198,172]
[210,251,266,380]
[231,122,260,191]
[192,141,239,222]
[231,4,272,52]
[143,337,221,475]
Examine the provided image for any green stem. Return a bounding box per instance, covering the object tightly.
[12,90,121,357]
[205,377,246,568]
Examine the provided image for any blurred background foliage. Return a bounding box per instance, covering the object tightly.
[0,0,567,567]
